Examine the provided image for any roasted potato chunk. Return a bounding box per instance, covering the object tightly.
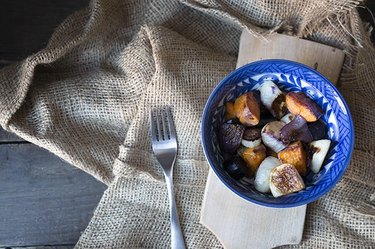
[277,141,307,176]
[225,102,236,120]
[285,92,324,122]
[234,92,260,126]
[240,144,267,176]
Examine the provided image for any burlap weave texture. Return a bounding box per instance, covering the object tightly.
[0,0,374,248]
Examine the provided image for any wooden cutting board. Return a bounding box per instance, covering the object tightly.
[200,30,345,249]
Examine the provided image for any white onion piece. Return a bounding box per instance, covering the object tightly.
[261,121,286,153]
[310,139,331,173]
[241,138,261,148]
[258,80,283,109]
[254,157,281,193]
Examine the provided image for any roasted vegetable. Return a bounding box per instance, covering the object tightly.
[261,121,287,153]
[225,102,236,120]
[308,120,327,140]
[254,156,281,193]
[285,92,324,122]
[280,115,313,144]
[241,128,261,148]
[223,156,249,180]
[280,113,294,124]
[234,92,261,126]
[269,164,305,197]
[239,144,267,176]
[219,122,245,153]
[218,80,330,198]
[278,141,307,176]
[258,80,287,119]
[309,139,331,173]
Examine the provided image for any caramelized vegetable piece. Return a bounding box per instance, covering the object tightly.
[280,115,313,144]
[271,93,288,119]
[286,92,324,122]
[219,123,245,153]
[259,80,287,119]
[278,141,307,176]
[225,102,236,120]
[261,121,287,153]
[240,144,267,176]
[234,92,260,126]
[223,156,249,180]
[269,164,305,197]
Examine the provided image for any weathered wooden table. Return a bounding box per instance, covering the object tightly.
[0,1,106,248]
[0,1,374,249]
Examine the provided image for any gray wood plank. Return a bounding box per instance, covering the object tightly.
[0,129,24,143]
[0,0,90,61]
[0,144,106,247]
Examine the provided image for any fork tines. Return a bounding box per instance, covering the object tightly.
[150,107,176,142]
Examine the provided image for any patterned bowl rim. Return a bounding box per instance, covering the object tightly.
[201,59,354,208]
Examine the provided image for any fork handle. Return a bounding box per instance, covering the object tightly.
[164,171,187,249]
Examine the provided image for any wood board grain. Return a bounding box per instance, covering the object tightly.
[236,32,345,83]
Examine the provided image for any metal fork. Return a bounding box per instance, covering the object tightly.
[150,108,186,249]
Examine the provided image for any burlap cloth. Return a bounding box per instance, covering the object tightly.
[0,0,374,248]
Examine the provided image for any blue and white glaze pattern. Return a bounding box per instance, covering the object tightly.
[201,59,354,208]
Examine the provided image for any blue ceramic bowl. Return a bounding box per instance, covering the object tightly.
[201,59,354,208]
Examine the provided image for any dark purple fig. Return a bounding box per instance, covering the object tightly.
[243,128,261,141]
[242,128,262,148]
[223,152,233,161]
[219,123,245,153]
[280,115,313,144]
[307,120,327,140]
[223,156,249,180]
